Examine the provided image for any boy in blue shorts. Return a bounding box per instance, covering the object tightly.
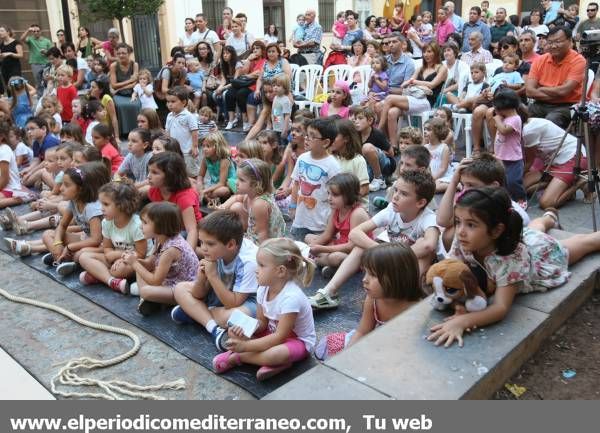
[173,210,258,351]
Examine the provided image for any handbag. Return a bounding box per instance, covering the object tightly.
[231,75,256,89]
[402,85,432,99]
[205,75,219,91]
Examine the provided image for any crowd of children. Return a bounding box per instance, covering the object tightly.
[2,33,600,385]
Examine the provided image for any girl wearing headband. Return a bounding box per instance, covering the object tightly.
[220,158,285,245]
[320,80,352,119]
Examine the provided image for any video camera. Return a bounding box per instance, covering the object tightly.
[581,29,600,44]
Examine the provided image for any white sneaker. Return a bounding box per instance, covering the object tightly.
[225,120,236,130]
[369,177,386,192]
[242,122,252,132]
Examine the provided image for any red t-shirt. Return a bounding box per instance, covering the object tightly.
[57,85,77,121]
[100,143,124,174]
[148,187,202,222]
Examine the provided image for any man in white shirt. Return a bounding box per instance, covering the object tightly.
[195,13,221,58]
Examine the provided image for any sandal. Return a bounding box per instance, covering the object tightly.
[4,237,31,257]
[4,208,19,228]
[212,351,242,374]
[308,288,340,310]
[542,207,562,230]
[0,213,12,230]
[13,220,30,236]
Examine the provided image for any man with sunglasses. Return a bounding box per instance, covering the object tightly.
[20,24,52,95]
[526,26,586,128]
[576,3,600,39]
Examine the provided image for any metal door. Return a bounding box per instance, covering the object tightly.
[131,15,162,75]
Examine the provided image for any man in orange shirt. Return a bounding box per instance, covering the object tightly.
[526,26,586,129]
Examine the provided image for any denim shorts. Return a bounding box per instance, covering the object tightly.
[206,290,258,318]
[367,147,395,180]
[290,226,323,242]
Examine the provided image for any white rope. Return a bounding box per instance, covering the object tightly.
[0,288,185,400]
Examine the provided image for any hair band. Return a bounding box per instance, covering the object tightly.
[72,167,85,181]
[244,160,261,182]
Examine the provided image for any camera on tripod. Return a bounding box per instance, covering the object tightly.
[581,29,600,44]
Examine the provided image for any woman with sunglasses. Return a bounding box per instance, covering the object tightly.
[0,26,23,96]
[54,29,67,56]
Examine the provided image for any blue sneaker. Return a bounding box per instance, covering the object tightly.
[211,326,228,352]
[170,305,195,325]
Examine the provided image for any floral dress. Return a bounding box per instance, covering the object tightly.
[450,227,570,294]
[152,234,199,287]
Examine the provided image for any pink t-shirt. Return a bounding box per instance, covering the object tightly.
[320,102,350,119]
[494,114,522,161]
[436,20,455,46]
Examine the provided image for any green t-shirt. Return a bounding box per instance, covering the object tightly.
[26,36,52,64]
[577,19,600,37]
[490,22,516,44]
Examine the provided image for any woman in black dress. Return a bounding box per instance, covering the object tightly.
[0,26,23,96]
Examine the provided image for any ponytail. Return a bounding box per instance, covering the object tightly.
[259,238,316,287]
[455,187,522,255]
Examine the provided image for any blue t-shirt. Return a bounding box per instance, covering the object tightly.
[32,134,60,160]
[187,70,204,91]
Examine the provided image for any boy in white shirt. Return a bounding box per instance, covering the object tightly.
[309,169,440,309]
[165,86,199,178]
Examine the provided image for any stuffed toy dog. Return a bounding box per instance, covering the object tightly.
[425,259,488,314]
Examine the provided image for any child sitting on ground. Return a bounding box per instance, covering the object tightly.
[306,173,370,279]
[7,125,33,170]
[198,131,236,205]
[290,119,341,241]
[213,238,316,381]
[0,122,36,210]
[5,163,110,273]
[79,181,148,293]
[220,159,286,245]
[172,211,259,351]
[397,126,423,153]
[315,243,424,360]
[309,169,439,309]
[275,116,309,216]
[122,202,199,315]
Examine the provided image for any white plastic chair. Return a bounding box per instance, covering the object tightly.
[290,63,299,95]
[311,64,353,113]
[352,65,374,96]
[294,64,323,111]
[486,59,502,78]
[452,113,473,157]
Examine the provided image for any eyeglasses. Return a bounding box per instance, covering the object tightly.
[501,45,512,49]
[304,134,323,141]
[588,9,598,12]
[381,42,390,45]
[546,38,568,46]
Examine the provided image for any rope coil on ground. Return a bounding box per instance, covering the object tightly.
[0,287,185,400]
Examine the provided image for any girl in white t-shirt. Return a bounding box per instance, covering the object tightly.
[131,69,158,110]
[79,181,148,294]
[213,238,316,381]
[0,121,35,209]
[7,125,33,169]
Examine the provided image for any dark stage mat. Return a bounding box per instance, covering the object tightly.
[0,204,365,398]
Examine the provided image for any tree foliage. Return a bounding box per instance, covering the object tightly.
[79,0,164,22]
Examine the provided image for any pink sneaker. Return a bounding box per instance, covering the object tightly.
[108,278,129,294]
[212,351,241,374]
[256,363,292,381]
[79,271,100,285]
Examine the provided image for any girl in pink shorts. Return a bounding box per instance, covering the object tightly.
[213,238,316,381]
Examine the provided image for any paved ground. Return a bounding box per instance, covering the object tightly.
[1,161,599,399]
